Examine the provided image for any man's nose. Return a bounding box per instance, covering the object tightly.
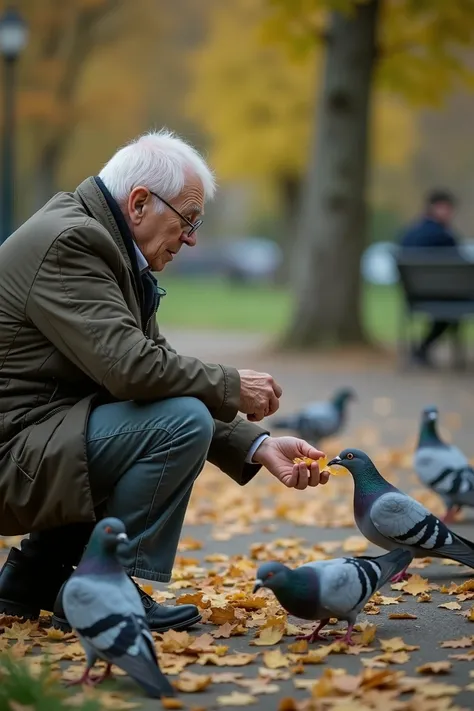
[181,231,197,247]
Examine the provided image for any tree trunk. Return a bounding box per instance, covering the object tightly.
[282,0,380,348]
[278,174,301,284]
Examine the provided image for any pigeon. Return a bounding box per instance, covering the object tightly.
[414,405,474,523]
[253,549,411,645]
[62,517,175,699]
[271,387,355,444]
[328,448,474,582]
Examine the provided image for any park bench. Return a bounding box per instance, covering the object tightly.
[396,248,474,369]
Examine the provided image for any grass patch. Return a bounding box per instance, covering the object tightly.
[0,654,101,711]
[157,276,406,343]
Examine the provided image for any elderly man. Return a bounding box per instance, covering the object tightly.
[0,130,327,632]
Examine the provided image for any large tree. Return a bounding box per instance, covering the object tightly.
[267,0,474,347]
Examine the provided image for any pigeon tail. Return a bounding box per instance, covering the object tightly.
[438,532,474,569]
[370,549,413,586]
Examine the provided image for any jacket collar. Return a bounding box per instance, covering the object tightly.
[74,175,137,271]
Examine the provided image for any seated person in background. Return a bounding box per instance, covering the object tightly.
[399,189,460,365]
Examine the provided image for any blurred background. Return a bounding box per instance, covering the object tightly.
[2,0,474,352]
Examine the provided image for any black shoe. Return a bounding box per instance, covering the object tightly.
[51,577,202,633]
[0,547,73,619]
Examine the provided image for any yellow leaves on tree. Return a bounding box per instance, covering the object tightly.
[187,0,418,187]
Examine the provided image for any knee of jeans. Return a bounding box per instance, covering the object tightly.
[178,397,215,449]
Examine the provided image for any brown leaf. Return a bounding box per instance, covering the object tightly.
[160,630,193,654]
[287,640,308,654]
[212,622,238,639]
[388,613,417,620]
[416,661,452,675]
[161,698,184,710]
[458,607,474,621]
[235,679,279,694]
[417,682,461,697]
[277,700,299,711]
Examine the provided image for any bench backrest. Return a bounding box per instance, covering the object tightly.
[396,250,474,302]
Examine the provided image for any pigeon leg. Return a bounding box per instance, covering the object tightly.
[296,618,330,643]
[341,623,355,646]
[89,663,113,686]
[442,505,461,525]
[390,565,410,584]
[65,666,99,687]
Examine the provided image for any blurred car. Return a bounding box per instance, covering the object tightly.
[221,237,283,284]
[361,241,400,285]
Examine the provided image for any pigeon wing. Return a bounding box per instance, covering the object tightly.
[317,558,382,617]
[415,445,474,496]
[370,491,453,551]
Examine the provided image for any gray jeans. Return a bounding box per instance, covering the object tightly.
[86,396,215,582]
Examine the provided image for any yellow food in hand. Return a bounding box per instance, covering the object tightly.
[293,455,346,476]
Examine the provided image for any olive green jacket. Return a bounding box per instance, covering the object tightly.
[0,177,268,535]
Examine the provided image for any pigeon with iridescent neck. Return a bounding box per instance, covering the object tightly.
[415,405,474,523]
[271,387,356,445]
[62,517,175,699]
[328,448,474,582]
[253,549,411,645]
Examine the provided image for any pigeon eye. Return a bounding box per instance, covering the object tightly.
[347,453,354,460]
[266,572,274,579]
[104,526,112,534]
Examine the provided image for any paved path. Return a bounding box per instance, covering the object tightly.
[3,330,474,710]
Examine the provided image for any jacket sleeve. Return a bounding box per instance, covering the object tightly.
[26,226,240,422]
[207,416,270,485]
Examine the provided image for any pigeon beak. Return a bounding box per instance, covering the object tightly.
[253,579,263,593]
[327,456,342,466]
[428,412,437,421]
[116,532,128,543]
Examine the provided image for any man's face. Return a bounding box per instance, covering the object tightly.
[430,200,454,226]
[126,175,204,271]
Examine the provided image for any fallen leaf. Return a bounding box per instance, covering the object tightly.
[388,613,417,620]
[416,661,452,675]
[459,607,474,621]
[235,679,279,694]
[417,592,432,603]
[161,698,184,710]
[401,575,432,596]
[417,682,461,698]
[438,601,462,611]
[217,691,256,706]
[173,671,212,692]
[380,637,419,652]
[252,625,285,646]
[287,640,308,654]
[440,637,473,648]
[263,649,290,669]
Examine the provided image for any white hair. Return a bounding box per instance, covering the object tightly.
[98,129,216,211]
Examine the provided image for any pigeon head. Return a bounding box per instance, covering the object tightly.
[327,448,382,484]
[87,517,129,557]
[418,405,443,448]
[332,388,356,410]
[253,562,291,594]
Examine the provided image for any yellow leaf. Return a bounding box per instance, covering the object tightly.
[173,671,212,693]
[416,661,452,675]
[161,698,184,710]
[388,613,417,620]
[379,637,419,653]
[400,575,432,596]
[438,601,462,611]
[252,624,285,646]
[263,649,290,669]
[440,637,473,648]
[217,691,257,706]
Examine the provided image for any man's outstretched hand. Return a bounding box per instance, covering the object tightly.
[252,436,330,490]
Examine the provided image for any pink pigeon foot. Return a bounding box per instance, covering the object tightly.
[65,664,112,688]
[341,624,355,646]
[390,566,410,584]
[296,619,329,643]
[442,506,461,525]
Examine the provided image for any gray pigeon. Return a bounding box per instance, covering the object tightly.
[328,448,474,582]
[414,405,474,523]
[271,387,355,444]
[62,517,175,699]
[253,549,411,645]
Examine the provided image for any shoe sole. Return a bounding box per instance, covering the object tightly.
[0,599,40,620]
[51,612,203,634]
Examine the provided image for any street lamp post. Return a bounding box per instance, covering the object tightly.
[0,7,27,245]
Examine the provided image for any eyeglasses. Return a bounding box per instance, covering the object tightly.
[149,190,203,237]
